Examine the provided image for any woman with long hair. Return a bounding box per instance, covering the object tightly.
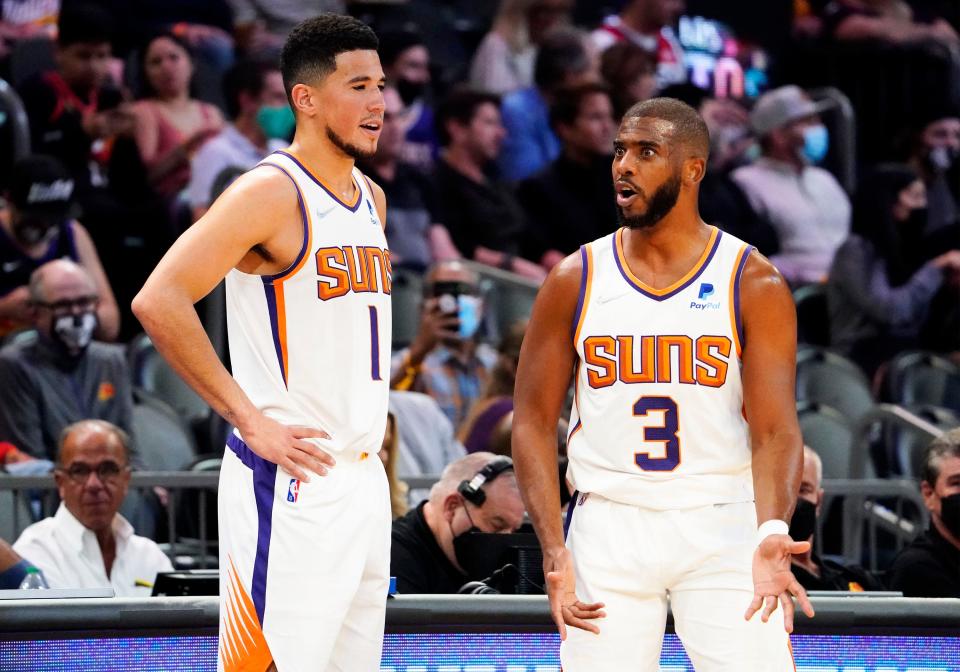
[828,164,960,374]
[131,32,223,200]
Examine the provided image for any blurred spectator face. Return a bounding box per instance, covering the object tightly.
[257,71,287,110]
[55,424,131,534]
[601,43,657,116]
[388,44,430,106]
[31,262,99,357]
[920,117,960,172]
[701,97,752,171]
[144,36,193,100]
[528,0,574,45]
[922,454,960,534]
[450,478,525,538]
[427,261,483,345]
[769,114,825,164]
[891,178,927,222]
[790,448,822,542]
[374,87,406,162]
[56,41,112,91]
[558,91,616,157]
[462,102,507,163]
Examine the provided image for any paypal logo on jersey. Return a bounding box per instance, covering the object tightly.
[690,282,720,310]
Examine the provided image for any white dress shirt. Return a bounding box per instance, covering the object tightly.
[13,503,173,596]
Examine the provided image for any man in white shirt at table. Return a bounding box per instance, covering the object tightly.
[13,420,172,596]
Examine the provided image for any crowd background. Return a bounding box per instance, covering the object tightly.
[0,0,958,598]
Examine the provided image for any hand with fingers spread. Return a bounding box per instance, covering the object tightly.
[239,412,336,482]
[745,534,815,633]
[544,548,606,640]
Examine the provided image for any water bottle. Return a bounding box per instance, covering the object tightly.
[18,567,49,590]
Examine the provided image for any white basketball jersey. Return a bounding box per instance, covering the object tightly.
[567,226,754,510]
[225,150,391,458]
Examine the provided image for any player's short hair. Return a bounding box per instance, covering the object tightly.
[550,82,612,130]
[621,97,711,160]
[223,60,276,119]
[921,428,960,486]
[434,88,501,147]
[58,3,114,47]
[57,420,131,465]
[279,14,379,103]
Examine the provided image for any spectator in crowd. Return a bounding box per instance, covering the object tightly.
[816,0,959,48]
[790,446,883,591]
[459,320,526,454]
[599,41,658,119]
[0,538,40,589]
[187,59,289,219]
[827,164,960,374]
[13,420,172,596]
[379,412,409,520]
[904,107,960,235]
[380,29,437,171]
[358,85,459,271]
[388,391,467,502]
[0,0,58,61]
[130,32,223,201]
[469,0,573,96]
[229,0,346,59]
[660,83,780,256]
[433,89,545,279]
[498,27,597,182]
[0,260,134,463]
[390,452,525,593]
[732,85,851,285]
[0,155,119,340]
[887,428,960,598]
[590,0,687,88]
[517,83,617,268]
[391,261,497,430]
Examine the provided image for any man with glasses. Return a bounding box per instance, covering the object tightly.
[0,260,134,463]
[13,420,171,595]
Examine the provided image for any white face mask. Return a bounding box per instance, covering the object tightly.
[51,311,97,356]
[928,145,958,172]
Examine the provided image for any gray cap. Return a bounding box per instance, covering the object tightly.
[750,85,831,137]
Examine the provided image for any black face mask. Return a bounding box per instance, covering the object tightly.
[13,216,57,247]
[789,498,817,541]
[940,493,960,539]
[451,525,485,578]
[396,78,426,106]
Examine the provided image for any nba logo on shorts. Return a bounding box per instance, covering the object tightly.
[698,283,714,300]
[287,478,300,503]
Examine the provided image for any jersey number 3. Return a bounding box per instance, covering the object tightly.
[633,396,680,471]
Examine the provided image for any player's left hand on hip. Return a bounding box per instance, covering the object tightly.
[744,534,816,633]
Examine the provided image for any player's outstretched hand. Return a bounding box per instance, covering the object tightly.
[544,548,605,640]
[240,412,335,482]
[745,534,815,633]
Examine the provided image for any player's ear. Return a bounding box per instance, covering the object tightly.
[290,83,318,118]
[683,157,706,185]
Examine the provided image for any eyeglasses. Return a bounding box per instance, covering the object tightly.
[56,461,129,484]
[33,295,99,314]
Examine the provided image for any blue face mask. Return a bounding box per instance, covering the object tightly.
[458,295,482,340]
[256,105,295,140]
[800,124,829,164]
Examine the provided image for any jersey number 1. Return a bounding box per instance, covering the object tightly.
[633,396,680,471]
[368,306,381,381]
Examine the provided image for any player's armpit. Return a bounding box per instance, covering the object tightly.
[738,252,803,527]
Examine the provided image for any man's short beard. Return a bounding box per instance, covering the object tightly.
[616,172,682,230]
[326,126,376,161]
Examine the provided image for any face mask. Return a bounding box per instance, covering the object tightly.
[940,492,960,539]
[789,497,817,541]
[927,146,958,172]
[458,295,482,340]
[13,217,57,247]
[51,311,96,357]
[799,124,829,165]
[396,79,426,106]
[256,105,295,140]
[906,206,929,229]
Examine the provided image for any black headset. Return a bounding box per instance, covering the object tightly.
[457,456,514,507]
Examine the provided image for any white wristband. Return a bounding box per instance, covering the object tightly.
[756,519,789,546]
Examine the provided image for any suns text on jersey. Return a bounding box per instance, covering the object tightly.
[582,334,733,389]
[315,245,391,300]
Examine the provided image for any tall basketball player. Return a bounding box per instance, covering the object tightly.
[133,15,392,671]
[513,97,816,671]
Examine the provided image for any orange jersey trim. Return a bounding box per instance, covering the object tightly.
[614,226,720,297]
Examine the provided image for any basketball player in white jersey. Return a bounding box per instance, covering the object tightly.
[513,97,816,670]
[132,15,392,671]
